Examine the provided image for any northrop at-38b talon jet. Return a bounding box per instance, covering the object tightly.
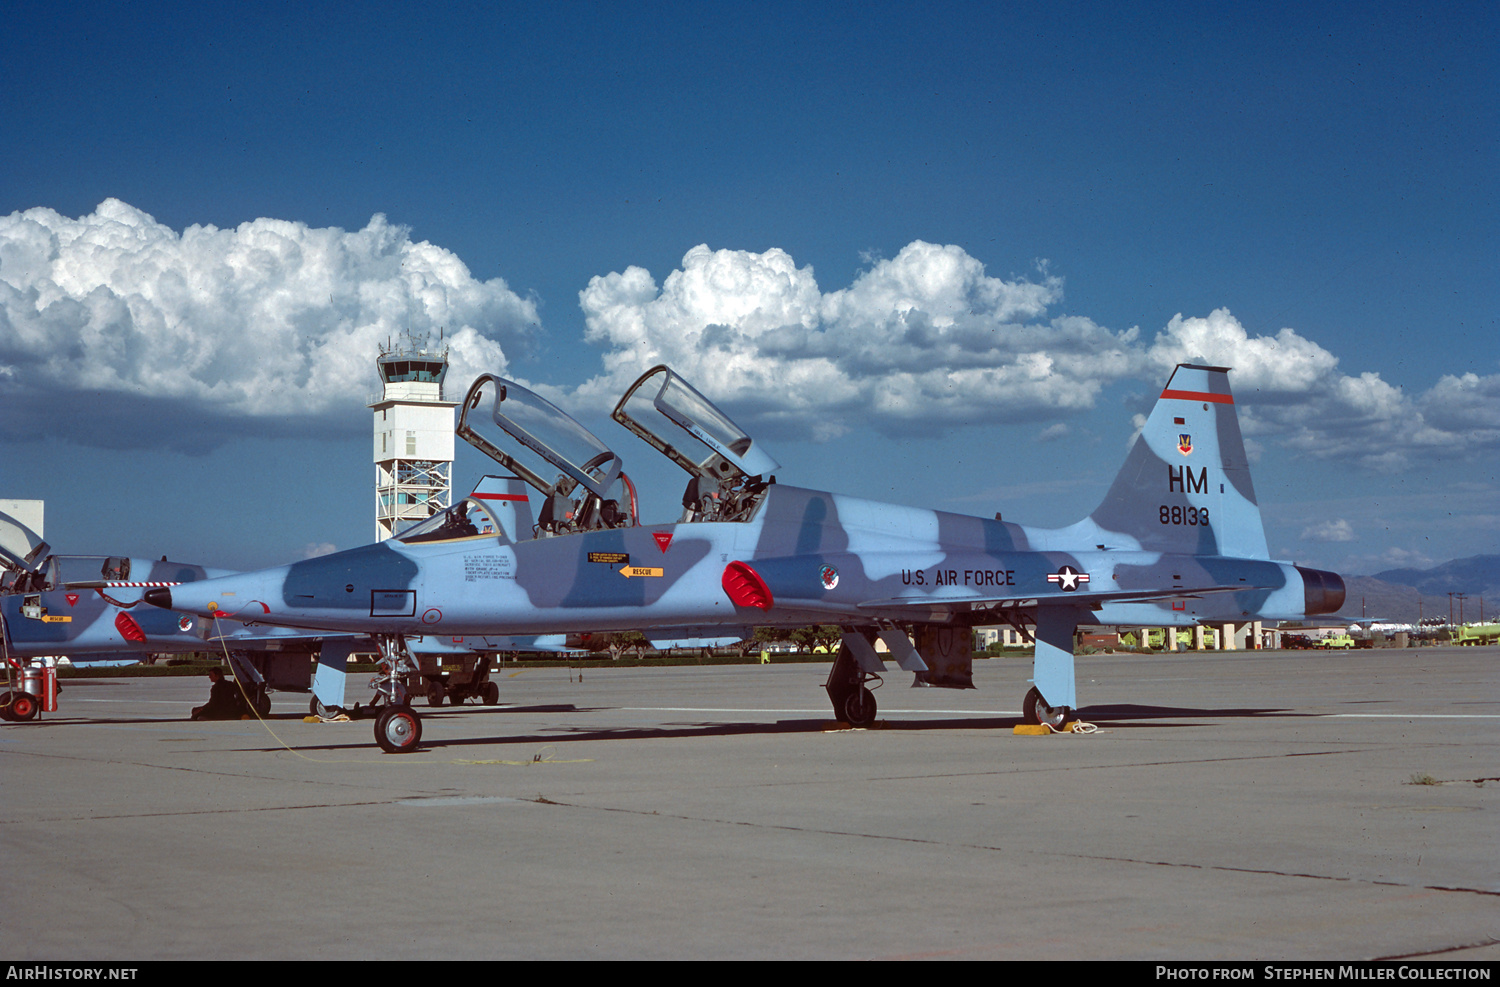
[146,363,1345,752]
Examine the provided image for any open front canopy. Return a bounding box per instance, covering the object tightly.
[456,374,622,500]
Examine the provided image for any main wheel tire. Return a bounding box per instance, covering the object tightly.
[843,686,877,727]
[374,705,422,753]
[254,691,272,717]
[310,697,344,719]
[1022,686,1069,729]
[481,681,500,706]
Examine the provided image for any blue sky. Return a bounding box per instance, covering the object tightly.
[2,0,1495,576]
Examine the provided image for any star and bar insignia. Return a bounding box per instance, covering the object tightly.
[1047,565,1091,592]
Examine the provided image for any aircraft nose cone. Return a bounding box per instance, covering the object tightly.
[143,587,173,609]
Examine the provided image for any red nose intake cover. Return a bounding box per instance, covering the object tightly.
[115,611,147,643]
[722,561,774,611]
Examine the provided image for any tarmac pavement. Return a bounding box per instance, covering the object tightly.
[1,647,1496,960]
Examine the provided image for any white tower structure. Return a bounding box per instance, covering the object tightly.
[370,331,457,541]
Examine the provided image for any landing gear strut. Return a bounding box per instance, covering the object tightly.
[825,641,880,727]
[1021,686,1070,730]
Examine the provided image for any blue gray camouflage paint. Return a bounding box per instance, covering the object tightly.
[140,364,1344,744]
[0,476,574,715]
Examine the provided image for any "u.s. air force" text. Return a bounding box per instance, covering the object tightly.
[902,568,1015,587]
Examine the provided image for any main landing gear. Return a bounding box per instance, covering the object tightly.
[1021,686,1070,730]
[825,640,880,728]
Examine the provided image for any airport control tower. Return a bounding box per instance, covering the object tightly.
[370,330,457,541]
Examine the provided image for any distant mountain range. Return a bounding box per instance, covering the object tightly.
[1334,554,1499,623]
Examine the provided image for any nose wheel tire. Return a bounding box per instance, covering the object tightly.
[1021,687,1069,730]
[374,705,423,753]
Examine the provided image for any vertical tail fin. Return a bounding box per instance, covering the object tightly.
[469,474,535,541]
[1089,364,1269,559]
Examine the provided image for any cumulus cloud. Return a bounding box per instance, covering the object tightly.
[1338,545,1439,574]
[1147,309,1341,397]
[0,199,536,448]
[1141,308,1498,469]
[8,203,1494,473]
[1302,519,1354,542]
[568,245,1500,466]
[1036,423,1071,442]
[574,241,1141,439]
[1419,372,1500,436]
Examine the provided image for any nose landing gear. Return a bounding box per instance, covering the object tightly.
[374,704,423,753]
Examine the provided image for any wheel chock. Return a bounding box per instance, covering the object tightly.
[1013,722,1075,735]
